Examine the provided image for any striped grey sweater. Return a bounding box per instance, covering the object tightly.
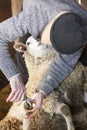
[0,0,87,96]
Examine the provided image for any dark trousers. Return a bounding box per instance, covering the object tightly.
[16,52,28,84]
[16,33,31,84]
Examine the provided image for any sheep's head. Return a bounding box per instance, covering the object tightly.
[14,36,55,58]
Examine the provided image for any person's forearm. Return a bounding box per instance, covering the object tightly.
[0,8,30,80]
[0,12,27,79]
[0,2,48,79]
[0,39,20,80]
[0,11,30,79]
[36,49,82,97]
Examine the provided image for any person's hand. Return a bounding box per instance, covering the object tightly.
[6,74,26,104]
[26,91,45,119]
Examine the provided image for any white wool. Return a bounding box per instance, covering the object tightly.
[26,36,54,58]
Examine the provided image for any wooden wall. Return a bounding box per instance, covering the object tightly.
[0,0,11,22]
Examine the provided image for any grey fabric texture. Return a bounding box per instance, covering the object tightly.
[0,0,87,95]
[17,33,31,84]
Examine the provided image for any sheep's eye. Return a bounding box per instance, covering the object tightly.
[27,42,30,45]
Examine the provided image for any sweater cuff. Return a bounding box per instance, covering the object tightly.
[36,84,54,98]
[0,62,20,80]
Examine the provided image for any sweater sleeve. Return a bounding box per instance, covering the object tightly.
[36,49,82,97]
[0,12,27,79]
[0,3,48,79]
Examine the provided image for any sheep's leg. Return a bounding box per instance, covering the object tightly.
[54,102,75,130]
[23,118,31,130]
[23,97,33,130]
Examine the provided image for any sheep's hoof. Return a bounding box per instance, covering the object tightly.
[68,126,75,130]
[24,100,33,110]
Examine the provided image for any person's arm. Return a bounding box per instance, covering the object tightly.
[0,11,28,79]
[0,3,48,79]
[36,49,82,97]
[0,3,48,103]
[0,11,29,103]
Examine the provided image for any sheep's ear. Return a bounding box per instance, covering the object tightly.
[14,42,27,52]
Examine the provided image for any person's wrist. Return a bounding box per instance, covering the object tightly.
[37,90,46,99]
[9,74,24,84]
[9,73,21,81]
[9,73,25,89]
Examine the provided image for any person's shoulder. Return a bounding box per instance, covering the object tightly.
[31,0,48,7]
[23,0,43,11]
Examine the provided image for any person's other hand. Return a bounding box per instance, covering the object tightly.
[6,74,26,104]
[26,91,45,119]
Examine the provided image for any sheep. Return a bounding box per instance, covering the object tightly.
[0,36,87,130]
[23,37,87,130]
